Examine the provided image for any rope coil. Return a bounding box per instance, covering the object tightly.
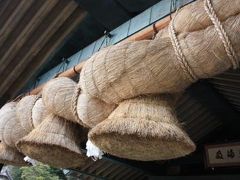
[204,0,239,69]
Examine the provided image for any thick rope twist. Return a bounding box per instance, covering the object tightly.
[204,0,239,69]
[30,95,42,129]
[71,84,88,128]
[168,11,198,82]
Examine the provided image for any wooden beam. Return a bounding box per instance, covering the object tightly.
[0,0,58,73]
[0,0,79,97]
[0,0,12,19]
[126,16,171,41]
[27,14,171,95]
[0,0,34,48]
[8,8,87,98]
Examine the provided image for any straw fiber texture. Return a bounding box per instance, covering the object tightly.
[0,143,27,166]
[0,102,28,148]
[16,95,39,132]
[16,114,88,168]
[80,0,240,104]
[32,98,48,128]
[89,95,196,161]
[42,77,78,122]
[77,93,116,128]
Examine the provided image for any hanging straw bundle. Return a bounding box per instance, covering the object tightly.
[42,77,78,122]
[16,114,88,168]
[0,102,28,148]
[77,93,116,128]
[16,95,39,133]
[0,143,27,166]
[89,95,195,161]
[80,0,240,104]
[32,98,48,128]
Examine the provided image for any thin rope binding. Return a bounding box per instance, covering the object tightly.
[204,0,239,69]
[98,30,112,51]
[168,9,198,83]
[71,84,88,127]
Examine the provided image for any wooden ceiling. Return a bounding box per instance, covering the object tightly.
[0,0,86,101]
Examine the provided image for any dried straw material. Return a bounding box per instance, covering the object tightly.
[0,143,27,166]
[16,95,39,132]
[77,93,116,128]
[42,77,78,122]
[173,0,240,33]
[0,102,28,148]
[80,0,240,104]
[16,114,88,168]
[32,98,48,128]
[89,95,196,161]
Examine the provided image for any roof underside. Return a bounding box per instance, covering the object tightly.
[0,0,240,178]
[0,0,161,103]
[0,0,86,102]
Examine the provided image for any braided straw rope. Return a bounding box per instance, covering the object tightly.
[71,84,88,127]
[204,0,239,69]
[168,10,198,83]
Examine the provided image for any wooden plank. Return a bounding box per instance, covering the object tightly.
[95,163,113,176]
[100,164,121,177]
[0,0,80,97]
[0,0,12,19]
[0,0,34,48]
[187,81,240,136]
[128,173,146,180]
[115,168,133,180]
[8,8,87,98]
[126,15,170,41]
[0,0,58,72]
[128,8,151,36]
[81,41,96,60]
[79,160,97,172]
[87,161,107,174]
[109,21,131,44]
[122,170,140,180]
[107,167,128,180]
[68,168,106,180]
[150,0,171,23]
[67,51,82,69]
